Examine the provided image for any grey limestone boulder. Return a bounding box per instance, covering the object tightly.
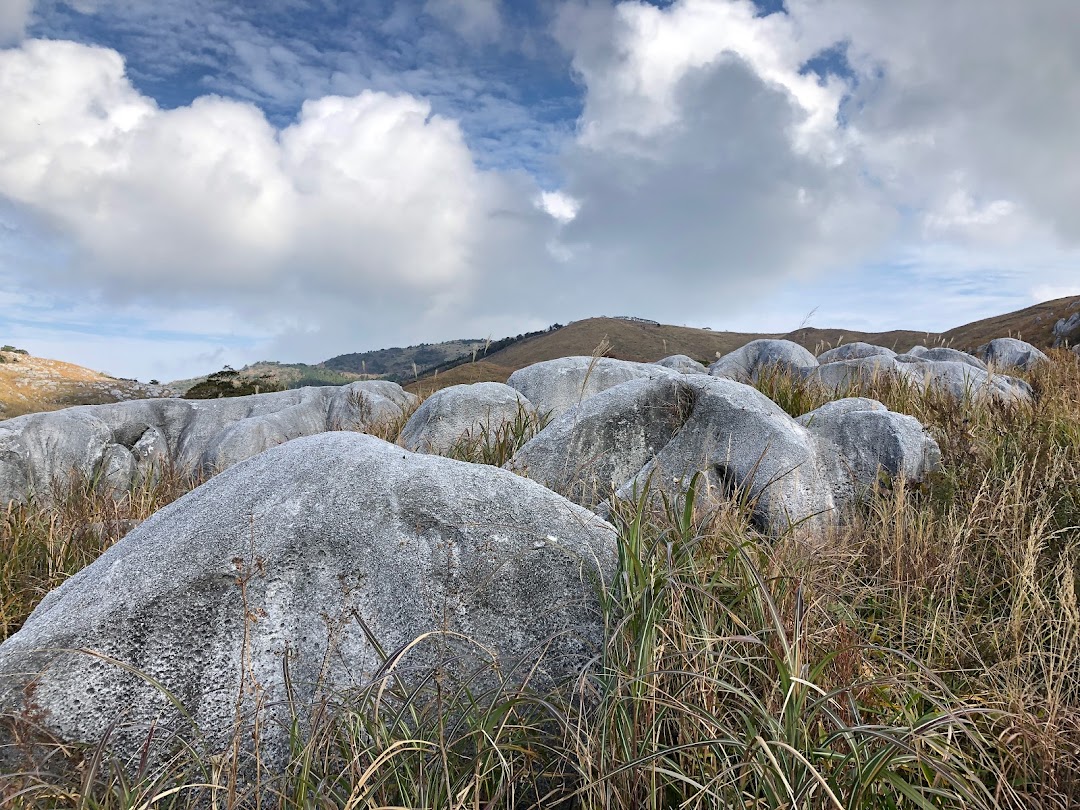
[325,380,418,432]
[400,382,532,455]
[977,337,1048,371]
[919,347,986,370]
[810,355,901,392]
[507,376,690,505]
[615,376,835,535]
[510,375,837,536]
[191,387,341,474]
[655,354,708,375]
[709,339,818,382]
[0,432,616,770]
[816,343,896,364]
[0,409,114,502]
[506,356,676,420]
[897,361,1031,404]
[1053,312,1080,347]
[96,444,138,493]
[798,398,942,511]
[0,381,418,505]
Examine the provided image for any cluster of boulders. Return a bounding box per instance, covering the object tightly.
[0,380,416,503]
[0,334,1054,772]
[706,336,1043,404]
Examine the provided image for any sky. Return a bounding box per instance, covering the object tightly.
[1,0,1078,381]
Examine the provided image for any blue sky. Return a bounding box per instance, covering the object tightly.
[1,0,1078,381]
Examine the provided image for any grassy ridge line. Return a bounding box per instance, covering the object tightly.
[410,296,1080,393]
[2,350,1079,806]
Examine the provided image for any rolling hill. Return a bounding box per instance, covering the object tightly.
[406,296,1080,393]
[0,348,175,420]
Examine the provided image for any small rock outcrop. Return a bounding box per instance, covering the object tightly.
[0,432,616,770]
[709,339,818,382]
[977,337,1049,371]
[506,357,676,420]
[1053,312,1080,347]
[0,381,417,505]
[400,382,533,454]
[798,398,942,510]
[654,355,708,374]
[816,343,896,364]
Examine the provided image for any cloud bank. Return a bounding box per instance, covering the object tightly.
[2,0,1079,379]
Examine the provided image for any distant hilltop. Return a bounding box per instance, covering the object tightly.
[0,346,175,419]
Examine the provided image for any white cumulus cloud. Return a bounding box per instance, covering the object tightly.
[0,39,491,301]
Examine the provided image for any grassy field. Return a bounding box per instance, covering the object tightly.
[2,350,1079,808]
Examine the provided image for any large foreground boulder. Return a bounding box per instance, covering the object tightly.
[798,398,942,510]
[400,382,533,455]
[977,337,1048,371]
[506,357,676,419]
[709,339,818,382]
[0,432,616,770]
[0,381,417,505]
[510,375,837,536]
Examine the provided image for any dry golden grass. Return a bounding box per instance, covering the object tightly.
[0,351,166,419]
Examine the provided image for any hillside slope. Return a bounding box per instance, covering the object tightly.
[942,295,1080,349]
[408,297,1080,393]
[0,349,174,420]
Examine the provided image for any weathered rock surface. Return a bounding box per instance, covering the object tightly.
[615,376,834,534]
[977,337,1049,371]
[810,356,901,392]
[0,381,417,505]
[654,354,708,374]
[816,343,896,364]
[401,382,532,454]
[918,347,987,369]
[898,361,1031,404]
[510,375,836,536]
[811,354,1032,405]
[0,432,616,769]
[506,357,676,420]
[1053,311,1080,347]
[507,376,690,504]
[798,398,942,510]
[709,339,818,382]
